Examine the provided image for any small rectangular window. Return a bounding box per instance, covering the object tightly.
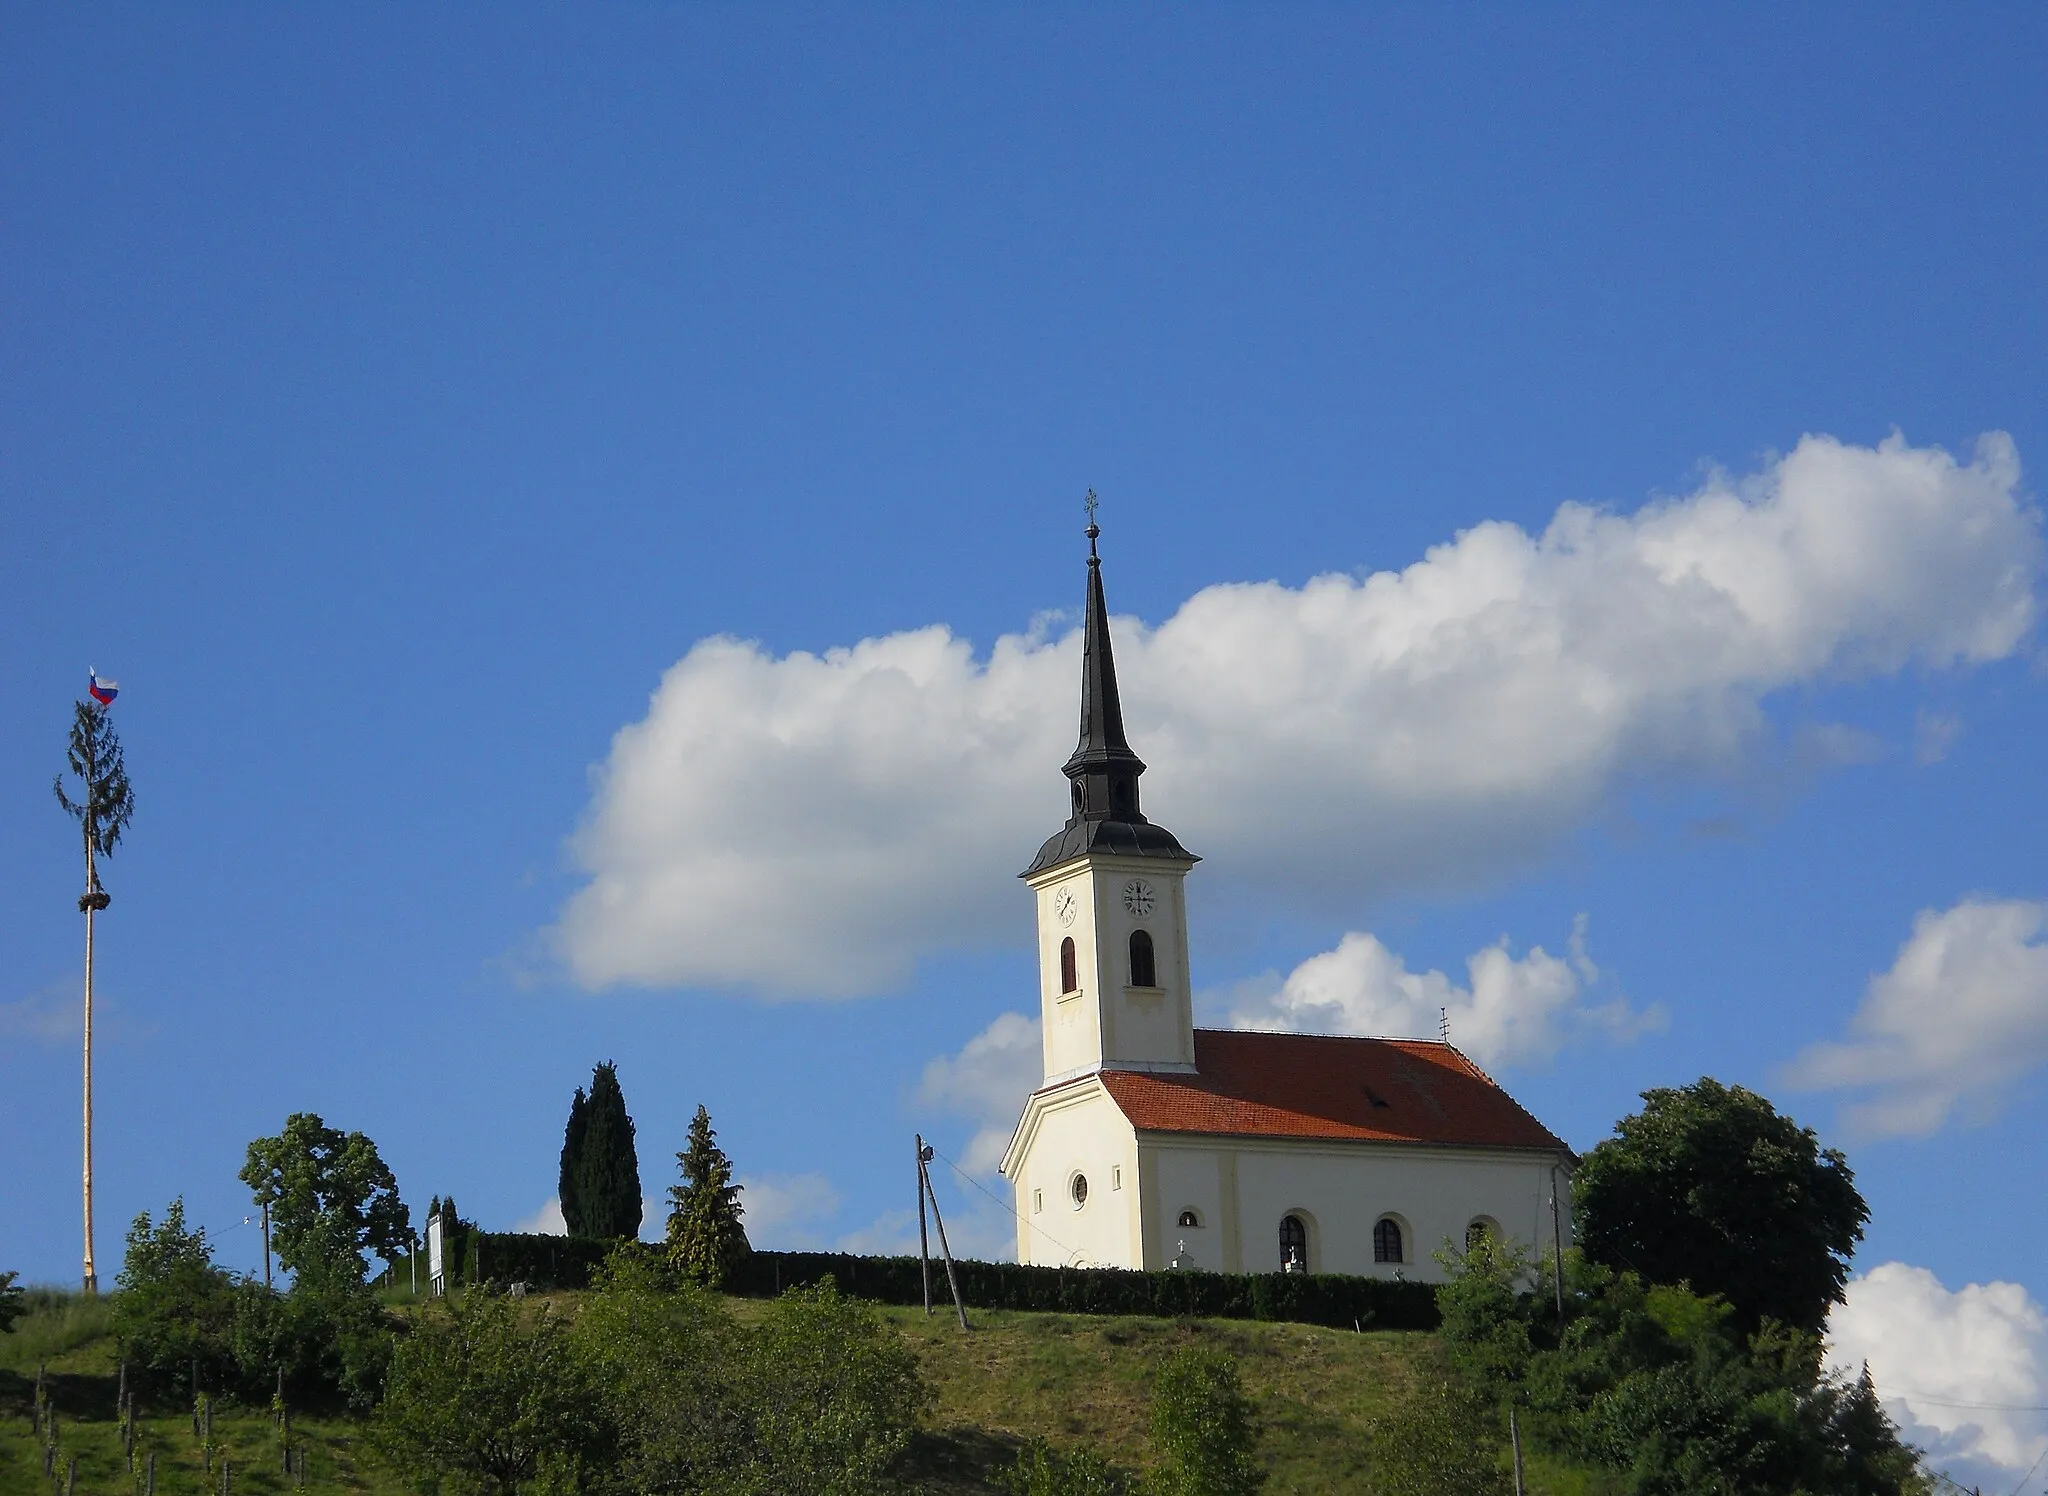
[1033,1189,1043,1214]
[1112,1167,1123,1190]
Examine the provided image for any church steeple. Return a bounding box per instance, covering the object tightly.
[1023,499,1197,877]
[1063,513,1147,823]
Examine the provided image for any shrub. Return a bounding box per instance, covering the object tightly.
[112,1200,241,1393]
[1149,1347,1265,1496]
[1362,1379,1510,1496]
[1000,1438,1135,1495]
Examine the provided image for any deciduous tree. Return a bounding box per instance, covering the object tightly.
[1574,1078,1867,1334]
[240,1113,411,1291]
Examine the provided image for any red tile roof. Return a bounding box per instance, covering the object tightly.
[1091,1030,1571,1154]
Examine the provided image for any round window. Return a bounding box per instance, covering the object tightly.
[1070,1173,1089,1208]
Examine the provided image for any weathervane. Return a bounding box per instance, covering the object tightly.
[1084,488,1100,556]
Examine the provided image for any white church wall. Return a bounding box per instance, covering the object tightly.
[1142,1135,1571,1281]
[1008,1081,1141,1268]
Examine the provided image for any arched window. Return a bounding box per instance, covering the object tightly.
[1279,1214,1308,1271]
[1060,937,1077,994]
[1070,1173,1089,1209]
[1129,929,1157,988]
[1373,1217,1404,1264]
[1177,1208,1201,1229]
[1466,1219,1498,1253]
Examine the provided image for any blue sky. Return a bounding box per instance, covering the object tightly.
[4,6,2046,1480]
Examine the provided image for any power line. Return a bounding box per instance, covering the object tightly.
[924,1141,1084,1264]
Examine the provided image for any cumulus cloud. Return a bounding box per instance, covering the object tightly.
[1785,897,2048,1137]
[918,1012,1043,1173]
[512,1197,568,1235]
[1221,916,1664,1071]
[557,432,2038,996]
[735,1172,843,1250]
[1828,1263,2048,1475]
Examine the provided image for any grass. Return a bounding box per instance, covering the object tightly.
[0,1286,1590,1494]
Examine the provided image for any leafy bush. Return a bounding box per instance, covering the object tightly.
[999,1438,1135,1495]
[0,1270,24,1336]
[1362,1378,1511,1496]
[374,1288,609,1494]
[1149,1347,1265,1496]
[113,1200,242,1392]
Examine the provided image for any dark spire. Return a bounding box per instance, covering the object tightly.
[1023,496,1197,877]
[1063,505,1147,821]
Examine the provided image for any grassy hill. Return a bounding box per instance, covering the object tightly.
[1,1286,1586,1494]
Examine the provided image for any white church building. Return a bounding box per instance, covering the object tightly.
[1000,522,1575,1281]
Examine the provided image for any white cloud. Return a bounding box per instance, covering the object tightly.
[735,1172,843,1250]
[512,1197,567,1235]
[917,1011,1042,1174]
[1913,709,1962,765]
[557,432,2038,996]
[1221,917,1664,1072]
[1828,1262,2048,1475]
[1785,898,2048,1137]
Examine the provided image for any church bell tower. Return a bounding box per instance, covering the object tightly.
[1022,505,1200,1085]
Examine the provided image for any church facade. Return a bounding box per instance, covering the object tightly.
[999,524,1575,1280]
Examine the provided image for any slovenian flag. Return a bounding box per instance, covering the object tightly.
[88,671,119,706]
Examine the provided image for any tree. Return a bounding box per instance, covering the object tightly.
[1363,1379,1512,1496]
[54,693,136,1293]
[373,1288,610,1495]
[666,1103,750,1288]
[1574,1078,1868,1334]
[0,1270,26,1336]
[1000,1440,1134,1496]
[240,1113,411,1291]
[562,1061,641,1239]
[1149,1347,1266,1496]
[557,1083,589,1235]
[112,1199,239,1388]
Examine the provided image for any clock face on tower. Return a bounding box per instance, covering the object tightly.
[1054,886,1079,927]
[1122,879,1156,918]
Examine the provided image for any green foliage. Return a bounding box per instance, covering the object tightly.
[0,1269,23,1335]
[1437,1249,1929,1496]
[54,697,136,885]
[1432,1233,1535,1397]
[564,1062,641,1240]
[729,1279,929,1495]
[113,1199,241,1389]
[666,1104,751,1289]
[241,1112,412,1290]
[999,1438,1135,1495]
[557,1086,589,1237]
[1575,1078,1868,1334]
[1148,1347,1265,1496]
[1362,1378,1510,1496]
[374,1288,609,1495]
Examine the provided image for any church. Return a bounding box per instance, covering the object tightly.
[999,521,1575,1280]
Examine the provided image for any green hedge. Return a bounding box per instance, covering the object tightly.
[462,1234,1439,1331]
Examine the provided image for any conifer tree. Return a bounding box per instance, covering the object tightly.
[666,1105,750,1288]
[557,1085,590,1235]
[570,1062,642,1240]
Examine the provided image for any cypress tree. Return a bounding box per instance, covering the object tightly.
[557,1086,590,1235]
[665,1105,750,1288]
[572,1062,642,1240]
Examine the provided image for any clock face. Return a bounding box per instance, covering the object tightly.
[1053,886,1079,927]
[1122,879,1156,918]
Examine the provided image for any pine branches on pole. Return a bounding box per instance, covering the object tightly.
[54,693,135,1294]
[665,1105,750,1288]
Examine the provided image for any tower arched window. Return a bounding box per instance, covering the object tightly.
[1060,937,1077,994]
[1129,929,1156,988]
[1279,1214,1309,1272]
[1373,1216,1404,1264]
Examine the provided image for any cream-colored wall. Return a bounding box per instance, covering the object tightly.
[1006,1081,1141,1267]
[1028,852,1197,1081]
[1139,1136,1572,1279]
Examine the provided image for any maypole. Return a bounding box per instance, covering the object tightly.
[55,673,133,1293]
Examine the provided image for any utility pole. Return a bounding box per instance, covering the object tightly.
[915,1135,933,1316]
[916,1142,969,1331]
[1549,1164,1567,1321]
[262,1201,273,1290]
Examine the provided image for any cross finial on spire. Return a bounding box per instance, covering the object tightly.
[1084,488,1100,557]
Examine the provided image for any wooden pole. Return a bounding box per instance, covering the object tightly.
[1550,1165,1566,1321]
[1510,1406,1526,1496]
[262,1201,273,1290]
[919,1154,969,1331]
[915,1135,933,1316]
[81,836,97,1294]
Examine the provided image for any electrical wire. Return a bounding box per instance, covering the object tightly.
[925,1141,1086,1263]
